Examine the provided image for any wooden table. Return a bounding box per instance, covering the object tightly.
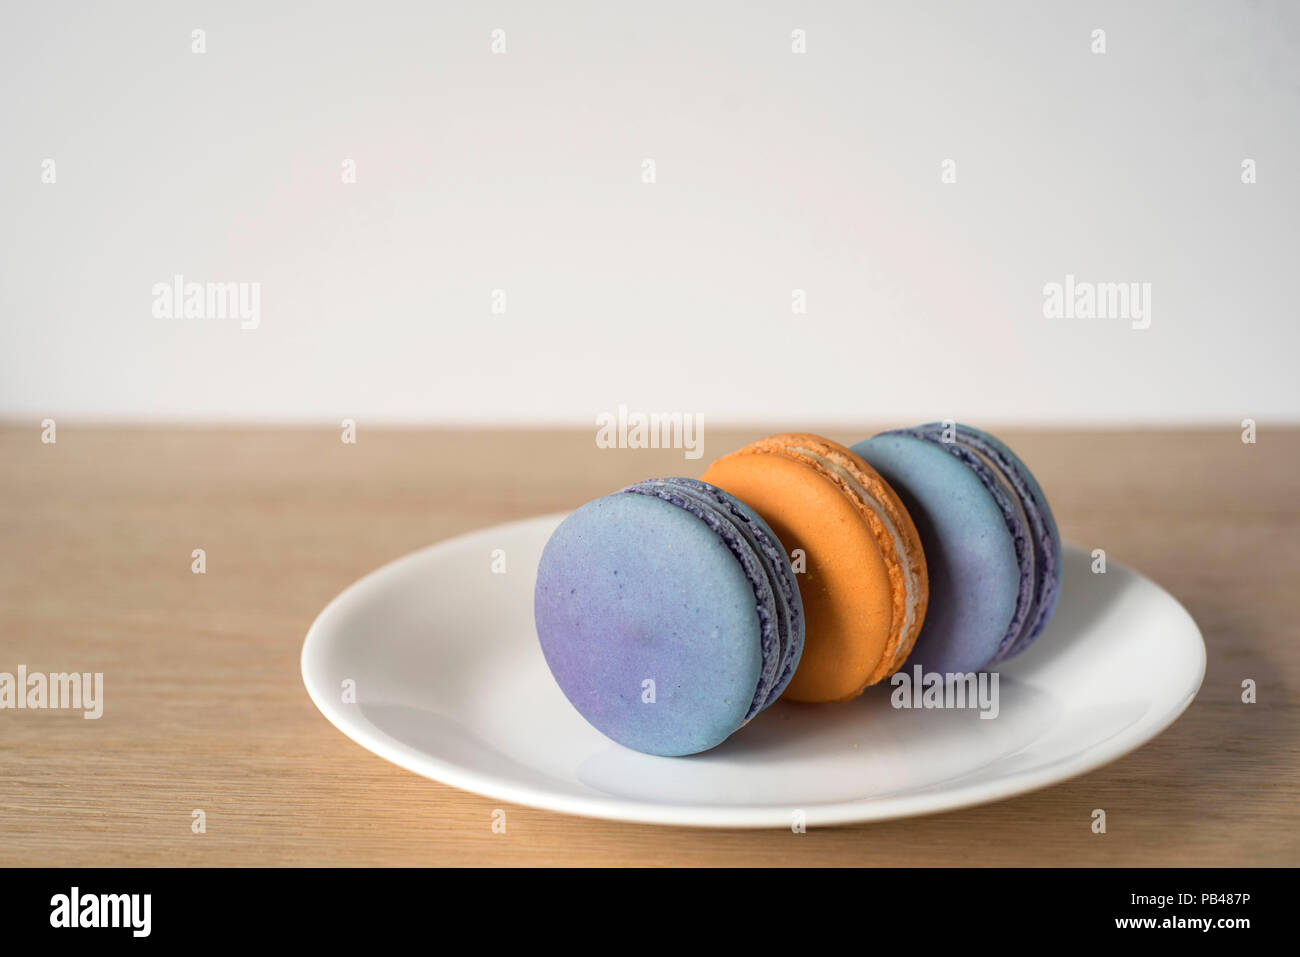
[1,426,1296,866]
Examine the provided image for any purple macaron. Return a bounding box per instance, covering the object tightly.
[534,477,804,756]
[852,424,1062,673]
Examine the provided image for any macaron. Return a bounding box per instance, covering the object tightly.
[701,434,928,703]
[852,423,1062,673]
[534,477,804,756]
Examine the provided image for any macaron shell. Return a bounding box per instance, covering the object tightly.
[622,478,782,720]
[783,435,929,684]
[534,493,762,756]
[853,432,1020,674]
[702,447,895,703]
[900,425,1035,664]
[661,479,806,709]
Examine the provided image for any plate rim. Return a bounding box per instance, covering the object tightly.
[301,514,1207,829]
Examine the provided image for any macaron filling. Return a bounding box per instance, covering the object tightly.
[620,478,801,719]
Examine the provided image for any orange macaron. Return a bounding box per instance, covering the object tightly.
[701,434,928,703]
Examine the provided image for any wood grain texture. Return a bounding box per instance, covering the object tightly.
[0,425,1296,867]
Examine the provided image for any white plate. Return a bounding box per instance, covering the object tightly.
[301,514,1205,828]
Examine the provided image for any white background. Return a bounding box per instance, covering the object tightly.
[2,1,1297,426]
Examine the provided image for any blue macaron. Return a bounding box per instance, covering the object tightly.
[534,477,804,756]
[851,424,1061,673]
